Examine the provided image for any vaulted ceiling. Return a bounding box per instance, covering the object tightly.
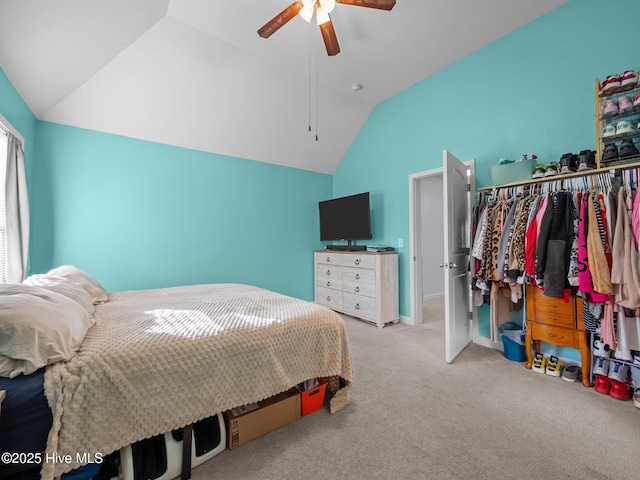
[0,0,567,174]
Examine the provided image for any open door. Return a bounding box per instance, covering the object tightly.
[443,150,473,363]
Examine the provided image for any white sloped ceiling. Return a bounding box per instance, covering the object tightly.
[0,0,567,174]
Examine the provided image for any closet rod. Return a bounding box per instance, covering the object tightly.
[478,160,640,192]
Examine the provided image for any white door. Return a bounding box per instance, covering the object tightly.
[443,150,473,363]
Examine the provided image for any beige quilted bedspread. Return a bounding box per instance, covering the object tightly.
[42,284,353,479]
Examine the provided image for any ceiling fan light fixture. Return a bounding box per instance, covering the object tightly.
[299,4,314,22]
[319,0,336,14]
[316,8,330,25]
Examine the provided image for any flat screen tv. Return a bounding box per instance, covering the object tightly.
[319,192,372,250]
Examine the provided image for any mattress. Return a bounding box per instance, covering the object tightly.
[0,368,51,478]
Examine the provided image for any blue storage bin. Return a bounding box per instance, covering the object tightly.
[499,321,527,362]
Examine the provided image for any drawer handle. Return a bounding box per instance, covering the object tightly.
[355,286,360,292]
[326,270,331,275]
[355,274,360,279]
[355,259,360,265]
[355,303,360,310]
[326,296,331,301]
[547,333,556,338]
[326,281,331,287]
[326,257,331,262]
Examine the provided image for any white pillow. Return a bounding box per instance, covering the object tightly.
[24,274,95,315]
[45,264,108,304]
[0,284,95,378]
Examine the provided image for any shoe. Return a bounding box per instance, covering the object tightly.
[577,150,596,171]
[561,365,581,382]
[532,164,546,179]
[544,164,557,177]
[532,352,547,373]
[546,355,563,377]
[634,92,640,108]
[610,380,633,401]
[593,357,610,376]
[557,154,571,174]
[601,98,618,118]
[602,124,616,139]
[608,361,630,382]
[618,95,634,113]
[634,389,640,408]
[600,75,621,96]
[593,339,611,357]
[619,138,640,158]
[620,70,638,90]
[630,365,640,388]
[602,143,619,164]
[616,120,635,136]
[595,375,611,394]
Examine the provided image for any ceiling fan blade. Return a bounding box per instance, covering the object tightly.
[258,1,303,38]
[336,0,396,10]
[319,18,340,56]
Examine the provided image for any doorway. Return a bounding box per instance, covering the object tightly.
[409,157,493,356]
[408,168,445,327]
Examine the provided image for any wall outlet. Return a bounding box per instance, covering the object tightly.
[398,238,404,248]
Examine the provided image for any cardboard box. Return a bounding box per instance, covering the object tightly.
[223,389,301,449]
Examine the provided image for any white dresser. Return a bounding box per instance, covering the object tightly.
[314,250,399,328]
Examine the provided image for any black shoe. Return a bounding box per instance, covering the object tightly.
[568,153,579,171]
[577,150,596,171]
[558,153,571,174]
[619,139,639,158]
[602,143,619,164]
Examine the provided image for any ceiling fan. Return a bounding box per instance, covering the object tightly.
[257,0,396,56]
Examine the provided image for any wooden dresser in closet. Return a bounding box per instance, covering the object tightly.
[525,285,591,387]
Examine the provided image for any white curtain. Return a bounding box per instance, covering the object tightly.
[3,133,30,282]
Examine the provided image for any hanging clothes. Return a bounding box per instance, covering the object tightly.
[611,187,640,308]
[543,192,575,298]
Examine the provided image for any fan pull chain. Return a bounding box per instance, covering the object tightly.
[315,48,319,141]
[307,17,319,141]
[308,21,313,135]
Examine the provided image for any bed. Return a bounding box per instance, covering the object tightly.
[0,266,354,480]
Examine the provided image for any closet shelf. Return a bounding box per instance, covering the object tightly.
[478,160,640,192]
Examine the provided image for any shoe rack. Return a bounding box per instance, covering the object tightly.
[595,74,640,169]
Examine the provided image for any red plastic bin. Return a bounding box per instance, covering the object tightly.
[297,378,327,416]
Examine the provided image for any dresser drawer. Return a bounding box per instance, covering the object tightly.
[316,252,344,266]
[529,322,577,348]
[318,265,343,279]
[317,275,343,291]
[317,287,343,310]
[343,267,375,284]
[343,280,376,298]
[342,254,376,269]
[533,306,575,328]
[343,293,376,321]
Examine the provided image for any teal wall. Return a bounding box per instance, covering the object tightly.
[334,0,635,319]
[2,67,332,300]
[28,122,332,297]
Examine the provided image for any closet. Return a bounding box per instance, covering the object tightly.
[473,162,640,388]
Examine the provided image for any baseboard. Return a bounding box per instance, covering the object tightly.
[422,293,444,302]
[398,315,411,325]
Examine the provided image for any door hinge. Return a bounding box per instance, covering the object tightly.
[467,311,473,320]
[466,183,471,192]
